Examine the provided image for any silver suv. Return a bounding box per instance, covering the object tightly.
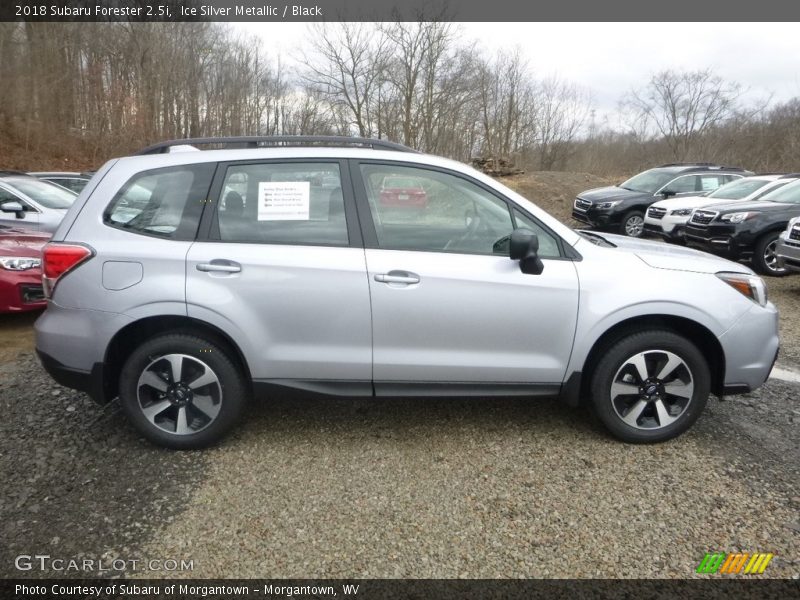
[35,137,779,449]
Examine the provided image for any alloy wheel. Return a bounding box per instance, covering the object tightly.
[610,349,694,430]
[136,353,222,435]
[625,215,644,237]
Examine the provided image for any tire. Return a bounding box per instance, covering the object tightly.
[620,211,645,237]
[589,330,710,443]
[752,232,788,277]
[119,333,248,449]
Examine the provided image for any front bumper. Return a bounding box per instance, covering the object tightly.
[719,301,780,395]
[776,238,800,273]
[0,269,46,312]
[684,223,753,258]
[571,206,622,228]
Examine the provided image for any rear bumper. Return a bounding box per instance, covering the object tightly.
[36,349,107,404]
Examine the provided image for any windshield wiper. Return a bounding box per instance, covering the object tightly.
[577,230,616,247]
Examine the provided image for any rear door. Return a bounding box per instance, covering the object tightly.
[186,160,372,388]
[352,161,580,391]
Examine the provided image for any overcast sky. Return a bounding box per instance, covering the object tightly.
[237,22,800,125]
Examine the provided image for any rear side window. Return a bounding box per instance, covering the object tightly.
[104,164,215,239]
[214,162,348,246]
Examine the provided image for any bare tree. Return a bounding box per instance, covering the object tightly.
[301,23,389,137]
[623,69,742,161]
[536,77,591,170]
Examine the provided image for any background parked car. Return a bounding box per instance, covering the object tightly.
[29,171,93,194]
[0,225,49,312]
[775,216,800,274]
[379,175,428,208]
[0,173,78,233]
[644,174,800,243]
[573,163,751,238]
[685,178,800,276]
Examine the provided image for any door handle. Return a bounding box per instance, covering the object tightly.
[197,260,241,273]
[374,271,420,285]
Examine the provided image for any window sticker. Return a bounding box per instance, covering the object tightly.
[257,181,310,221]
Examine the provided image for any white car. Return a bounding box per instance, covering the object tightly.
[643,174,799,243]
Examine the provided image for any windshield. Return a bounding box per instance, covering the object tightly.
[707,179,769,200]
[758,180,800,204]
[6,177,77,209]
[619,169,679,194]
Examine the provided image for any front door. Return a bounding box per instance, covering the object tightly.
[353,162,580,390]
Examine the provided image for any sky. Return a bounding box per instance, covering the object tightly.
[236,22,800,125]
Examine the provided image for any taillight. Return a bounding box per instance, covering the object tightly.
[42,243,94,298]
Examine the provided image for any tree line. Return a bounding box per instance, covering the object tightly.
[0,22,798,174]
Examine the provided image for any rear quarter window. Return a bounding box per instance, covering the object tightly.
[103,164,215,240]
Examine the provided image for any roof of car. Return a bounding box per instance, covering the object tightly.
[653,163,747,173]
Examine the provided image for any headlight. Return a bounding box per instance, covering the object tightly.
[0,256,41,271]
[597,201,621,209]
[785,216,800,233]
[716,272,768,306]
[720,211,759,223]
[670,208,693,216]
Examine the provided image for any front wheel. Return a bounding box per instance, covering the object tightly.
[590,330,710,443]
[119,333,248,449]
[620,211,645,237]
[752,232,788,277]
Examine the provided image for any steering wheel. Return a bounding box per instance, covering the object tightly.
[443,212,483,251]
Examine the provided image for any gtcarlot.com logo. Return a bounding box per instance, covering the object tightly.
[14,554,194,573]
[696,552,774,575]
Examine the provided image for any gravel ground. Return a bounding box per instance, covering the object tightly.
[0,242,798,580]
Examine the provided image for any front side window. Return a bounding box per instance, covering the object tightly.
[104,164,215,239]
[662,175,698,194]
[215,163,347,246]
[360,164,558,257]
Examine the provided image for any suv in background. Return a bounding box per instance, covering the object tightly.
[573,163,750,237]
[685,178,800,276]
[644,174,799,244]
[0,172,78,232]
[35,137,778,449]
[776,216,800,273]
[29,171,93,194]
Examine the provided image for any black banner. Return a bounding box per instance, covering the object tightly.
[3,0,800,22]
[4,579,800,600]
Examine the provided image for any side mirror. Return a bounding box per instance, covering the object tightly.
[661,189,676,199]
[1,201,24,218]
[509,228,544,275]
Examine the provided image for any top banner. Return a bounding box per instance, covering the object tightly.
[4,0,800,22]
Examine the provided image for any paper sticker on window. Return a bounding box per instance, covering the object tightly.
[257,182,310,220]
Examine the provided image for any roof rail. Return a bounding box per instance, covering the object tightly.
[657,162,720,168]
[779,173,800,179]
[134,136,419,156]
[0,170,28,177]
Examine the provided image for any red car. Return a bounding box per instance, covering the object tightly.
[0,226,50,312]
[379,175,428,208]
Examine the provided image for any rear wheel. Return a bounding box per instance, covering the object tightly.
[119,333,248,449]
[590,330,710,443]
[752,232,787,277]
[620,211,645,237]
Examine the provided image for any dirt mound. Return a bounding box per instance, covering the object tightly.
[500,171,620,225]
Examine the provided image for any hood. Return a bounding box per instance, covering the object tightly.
[577,186,650,203]
[707,200,789,215]
[0,227,50,257]
[650,194,708,210]
[597,233,753,275]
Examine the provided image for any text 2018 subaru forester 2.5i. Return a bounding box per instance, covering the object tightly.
[35,137,779,449]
